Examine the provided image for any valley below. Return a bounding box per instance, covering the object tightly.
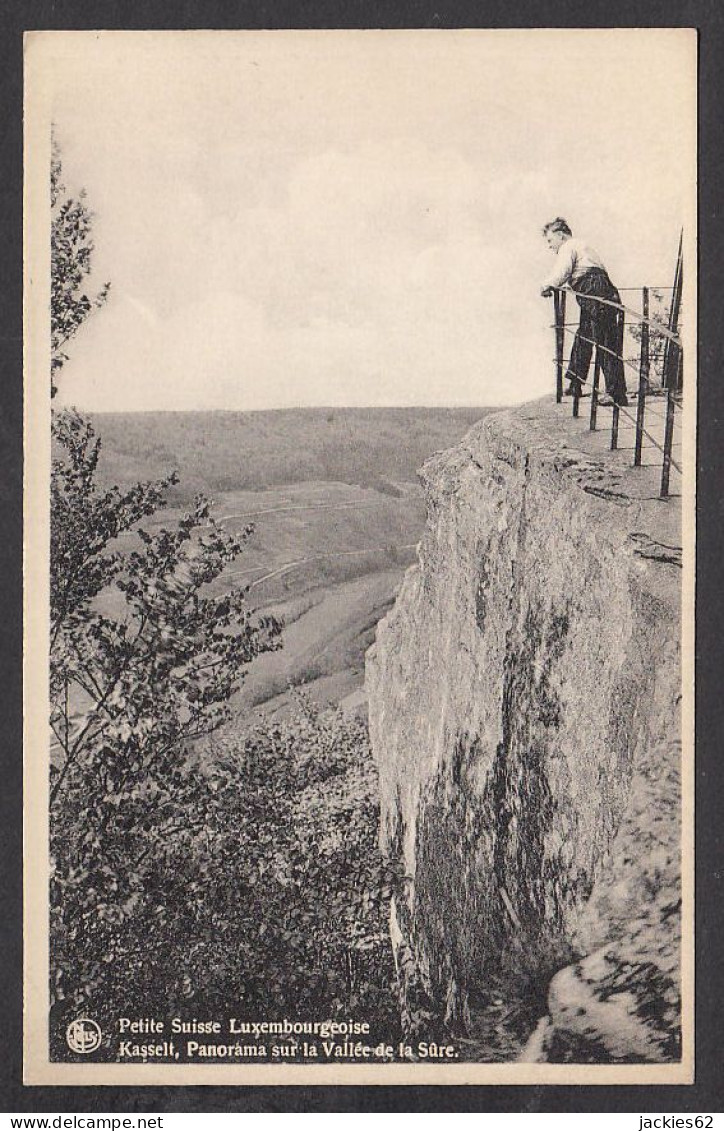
[92,407,492,723]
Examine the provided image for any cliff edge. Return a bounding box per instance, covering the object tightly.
[365,397,683,1063]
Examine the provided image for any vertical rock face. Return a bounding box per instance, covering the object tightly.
[365,400,682,1062]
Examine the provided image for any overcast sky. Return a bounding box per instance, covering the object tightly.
[37,29,695,413]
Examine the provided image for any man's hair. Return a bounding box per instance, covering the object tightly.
[543,217,572,237]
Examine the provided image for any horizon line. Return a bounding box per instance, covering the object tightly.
[75,402,510,416]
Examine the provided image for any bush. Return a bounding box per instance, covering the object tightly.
[50,696,400,1060]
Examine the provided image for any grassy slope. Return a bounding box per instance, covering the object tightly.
[90,407,496,716]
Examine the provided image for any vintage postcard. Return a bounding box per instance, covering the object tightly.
[23,29,696,1085]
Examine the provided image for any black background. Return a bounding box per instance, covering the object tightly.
[2,0,722,1114]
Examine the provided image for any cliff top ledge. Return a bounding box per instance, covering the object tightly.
[439,394,683,584]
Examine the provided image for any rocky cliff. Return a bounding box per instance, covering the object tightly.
[365,398,683,1063]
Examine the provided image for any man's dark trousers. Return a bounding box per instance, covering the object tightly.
[566,267,628,403]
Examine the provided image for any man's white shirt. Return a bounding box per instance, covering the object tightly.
[544,237,607,289]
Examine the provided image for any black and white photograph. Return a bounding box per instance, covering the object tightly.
[23,28,695,1085]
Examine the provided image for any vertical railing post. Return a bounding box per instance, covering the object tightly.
[554,290,566,403]
[610,307,625,449]
[660,233,683,496]
[572,381,580,418]
[590,346,601,431]
[662,232,683,393]
[660,382,677,498]
[634,286,649,467]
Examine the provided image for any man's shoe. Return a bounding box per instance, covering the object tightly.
[564,380,584,397]
[598,393,629,408]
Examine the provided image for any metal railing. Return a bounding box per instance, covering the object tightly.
[551,235,683,499]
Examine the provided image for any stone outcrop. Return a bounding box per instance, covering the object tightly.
[365,398,682,1063]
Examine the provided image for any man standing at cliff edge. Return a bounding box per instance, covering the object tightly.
[540,217,629,407]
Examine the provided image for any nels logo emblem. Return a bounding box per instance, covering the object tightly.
[66,1018,102,1055]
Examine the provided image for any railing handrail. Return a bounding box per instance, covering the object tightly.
[549,284,682,346]
[550,243,683,500]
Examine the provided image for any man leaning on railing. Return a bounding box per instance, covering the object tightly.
[540,217,629,408]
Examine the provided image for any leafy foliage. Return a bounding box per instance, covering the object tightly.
[50,699,400,1059]
[626,290,675,387]
[49,141,399,1062]
[49,408,282,802]
[49,140,282,819]
[51,135,110,394]
[50,408,178,641]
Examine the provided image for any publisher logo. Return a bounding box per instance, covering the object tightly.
[66,1017,102,1054]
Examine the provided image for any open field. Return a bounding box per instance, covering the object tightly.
[130,480,422,719]
[233,567,404,718]
[88,407,495,717]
